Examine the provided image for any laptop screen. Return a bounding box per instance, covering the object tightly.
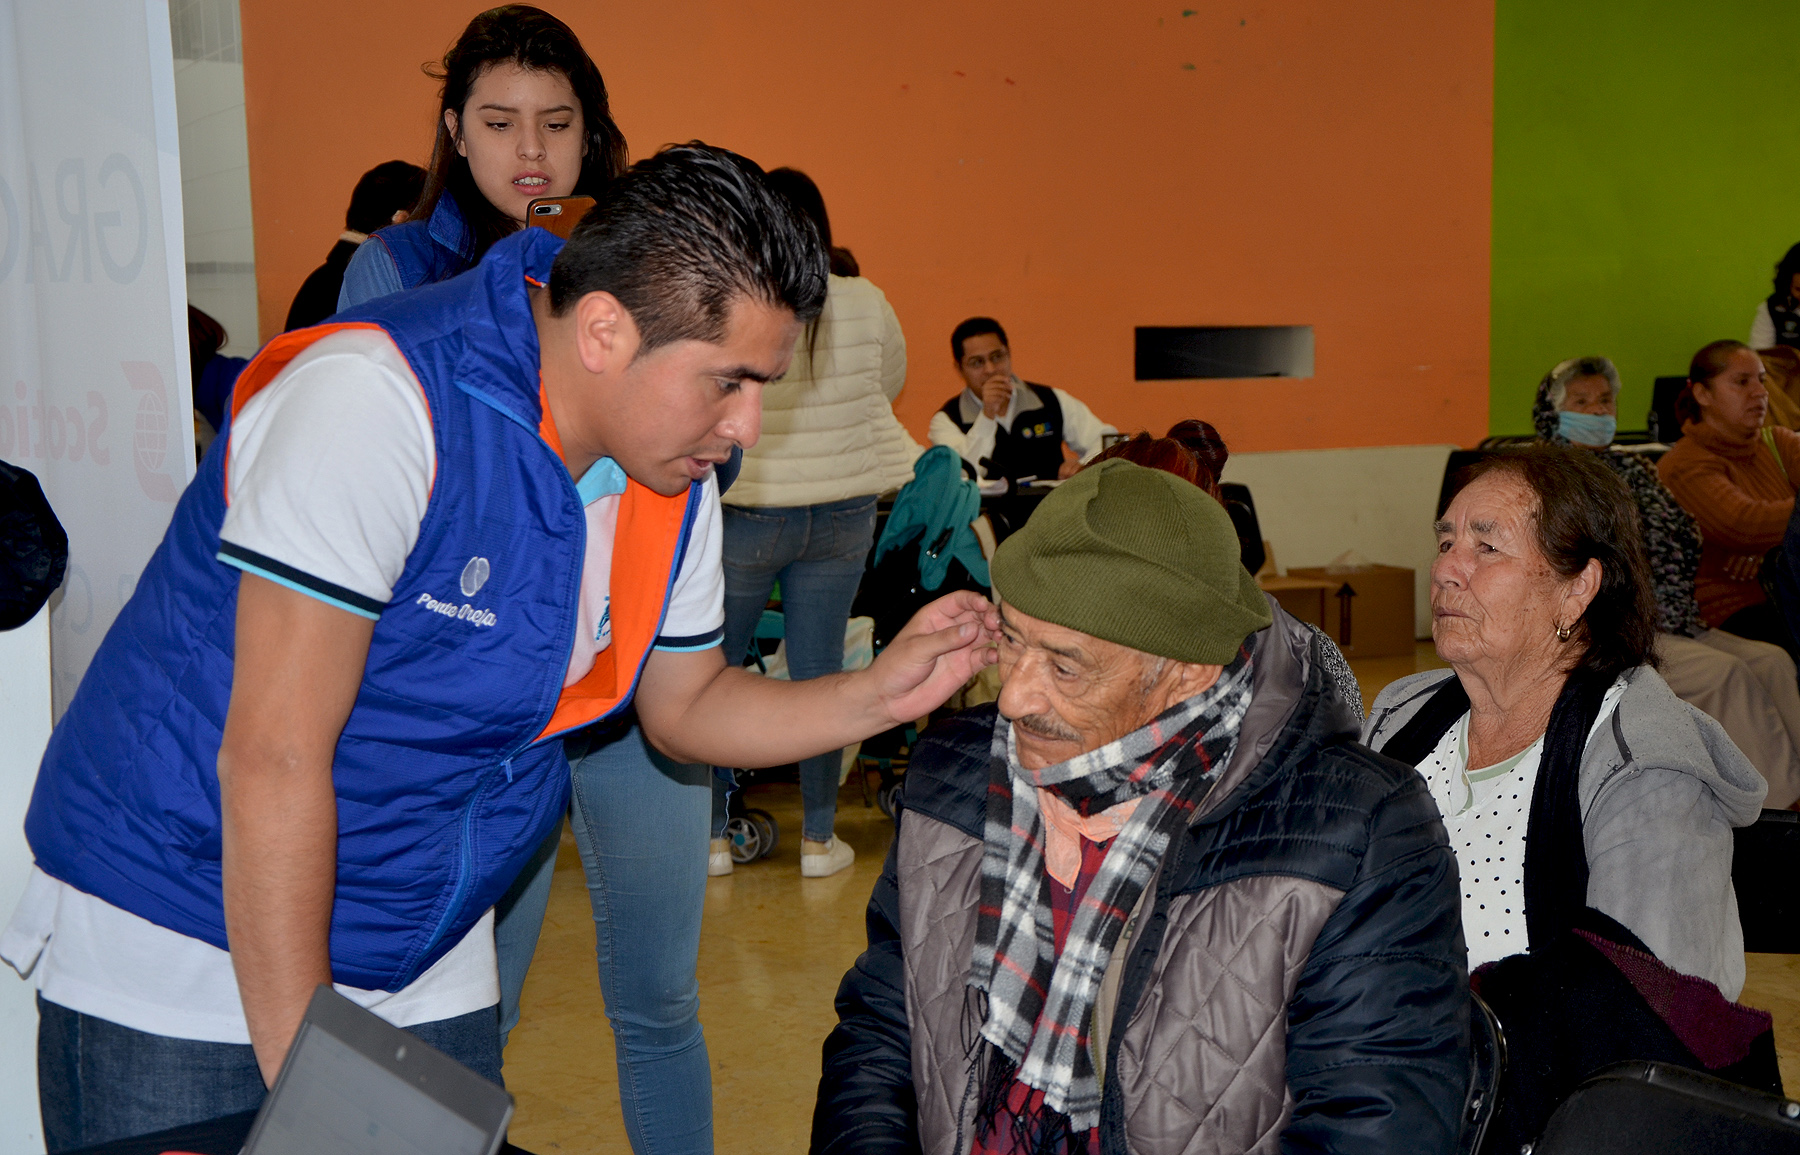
[244,987,512,1155]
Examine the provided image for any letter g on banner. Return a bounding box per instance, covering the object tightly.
[121,361,179,501]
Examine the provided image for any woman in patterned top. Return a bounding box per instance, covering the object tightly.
[1533,357,1800,805]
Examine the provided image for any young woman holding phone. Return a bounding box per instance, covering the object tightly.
[339,10,716,1153]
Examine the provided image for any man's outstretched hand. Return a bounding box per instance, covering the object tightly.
[636,591,1000,768]
[866,590,1001,724]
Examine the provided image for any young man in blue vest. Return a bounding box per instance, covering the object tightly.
[927,316,1116,486]
[5,144,999,1148]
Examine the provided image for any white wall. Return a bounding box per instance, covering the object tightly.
[0,608,51,1153]
[172,0,258,357]
[1222,443,1456,639]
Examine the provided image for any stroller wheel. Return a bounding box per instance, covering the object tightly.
[724,815,763,864]
[747,808,779,858]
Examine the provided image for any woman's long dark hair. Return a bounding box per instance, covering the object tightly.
[412,5,629,261]
[764,167,859,276]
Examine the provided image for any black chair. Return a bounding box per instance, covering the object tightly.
[1437,449,1497,519]
[1218,482,1266,575]
[1649,376,1689,444]
[1734,808,1800,953]
[1531,1060,1800,1154]
[1460,990,1505,1154]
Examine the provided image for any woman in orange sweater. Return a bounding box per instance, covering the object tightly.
[1659,339,1800,660]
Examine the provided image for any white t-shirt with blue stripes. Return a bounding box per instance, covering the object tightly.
[1,328,725,1043]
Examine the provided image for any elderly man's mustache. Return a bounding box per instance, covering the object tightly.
[1013,713,1082,742]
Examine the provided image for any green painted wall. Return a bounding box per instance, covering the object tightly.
[1491,3,1800,437]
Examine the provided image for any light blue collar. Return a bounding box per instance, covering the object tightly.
[575,457,627,505]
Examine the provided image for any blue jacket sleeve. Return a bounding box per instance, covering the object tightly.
[337,238,404,311]
[812,834,921,1155]
[1281,765,1470,1154]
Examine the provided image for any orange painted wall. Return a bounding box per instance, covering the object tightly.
[242,1,1492,452]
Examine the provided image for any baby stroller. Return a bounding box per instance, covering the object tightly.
[845,446,993,820]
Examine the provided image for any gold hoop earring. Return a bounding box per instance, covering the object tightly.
[1555,623,1572,642]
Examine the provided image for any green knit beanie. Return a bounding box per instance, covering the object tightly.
[990,459,1273,665]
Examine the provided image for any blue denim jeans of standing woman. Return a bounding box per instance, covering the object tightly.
[713,495,878,843]
[493,720,712,1155]
[36,995,500,1152]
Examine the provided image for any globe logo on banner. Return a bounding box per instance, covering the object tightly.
[135,387,166,475]
[122,362,180,502]
[461,557,491,597]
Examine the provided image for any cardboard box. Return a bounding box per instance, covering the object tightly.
[1256,574,1337,630]
[1285,564,1416,658]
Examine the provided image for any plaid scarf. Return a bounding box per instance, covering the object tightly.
[969,640,1257,1135]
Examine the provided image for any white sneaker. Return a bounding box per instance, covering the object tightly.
[800,836,855,878]
[708,837,733,877]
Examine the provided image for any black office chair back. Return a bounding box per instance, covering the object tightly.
[1436,449,1499,519]
[1460,990,1505,1154]
[1531,1060,1800,1154]
[1649,376,1689,444]
[1734,808,1800,953]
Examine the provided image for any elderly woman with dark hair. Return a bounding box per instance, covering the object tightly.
[1363,446,1773,1145]
[1533,355,1800,806]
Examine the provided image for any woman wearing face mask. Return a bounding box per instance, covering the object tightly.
[1659,341,1800,663]
[337,5,628,309]
[1535,357,1800,805]
[339,12,717,1154]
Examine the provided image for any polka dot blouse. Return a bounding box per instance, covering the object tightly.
[1413,677,1627,970]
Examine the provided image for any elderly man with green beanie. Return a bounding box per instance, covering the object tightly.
[813,460,1470,1155]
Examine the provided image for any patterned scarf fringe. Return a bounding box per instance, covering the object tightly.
[972,1040,1080,1155]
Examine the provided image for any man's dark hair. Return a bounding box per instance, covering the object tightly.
[1455,446,1658,682]
[346,161,426,235]
[952,316,1008,363]
[548,143,828,353]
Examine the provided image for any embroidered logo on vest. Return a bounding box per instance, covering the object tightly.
[461,556,491,596]
[416,591,498,627]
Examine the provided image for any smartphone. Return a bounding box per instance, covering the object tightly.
[526,195,596,240]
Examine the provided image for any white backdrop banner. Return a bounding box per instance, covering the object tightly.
[1,0,194,715]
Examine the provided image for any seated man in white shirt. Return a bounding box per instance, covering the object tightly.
[927,316,1116,485]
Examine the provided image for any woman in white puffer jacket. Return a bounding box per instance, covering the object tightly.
[709,167,923,879]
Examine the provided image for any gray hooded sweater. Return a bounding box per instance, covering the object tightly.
[1363,665,1766,999]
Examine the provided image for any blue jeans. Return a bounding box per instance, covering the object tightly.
[715,495,878,842]
[36,994,500,1152]
[494,721,713,1155]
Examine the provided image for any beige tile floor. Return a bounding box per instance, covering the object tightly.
[502,643,1800,1153]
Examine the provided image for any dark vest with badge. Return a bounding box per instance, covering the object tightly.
[939,382,1067,482]
[1767,294,1800,348]
[25,228,702,992]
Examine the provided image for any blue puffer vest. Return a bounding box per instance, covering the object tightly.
[25,228,703,991]
[371,193,479,292]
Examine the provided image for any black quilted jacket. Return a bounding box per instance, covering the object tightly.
[813,622,1470,1154]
